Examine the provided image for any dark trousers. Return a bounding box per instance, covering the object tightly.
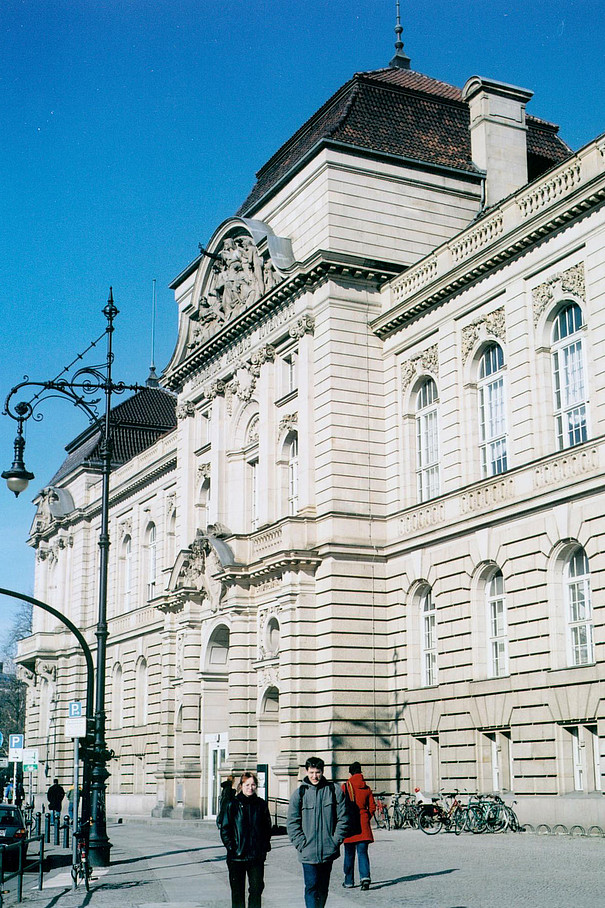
[302,860,333,908]
[227,859,265,908]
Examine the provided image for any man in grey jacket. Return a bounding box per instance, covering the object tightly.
[287,756,348,908]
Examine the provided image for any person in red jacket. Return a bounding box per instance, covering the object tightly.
[341,762,376,891]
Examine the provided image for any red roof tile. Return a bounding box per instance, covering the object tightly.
[237,66,571,216]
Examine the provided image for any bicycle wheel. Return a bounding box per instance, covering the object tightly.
[465,806,486,834]
[83,859,90,892]
[453,807,466,835]
[391,806,403,830]
[485,803,507,833]
[419,808,443,834]
[374,804,389,829]
[71,865,78,888]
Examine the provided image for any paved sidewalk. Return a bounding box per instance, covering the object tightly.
[8,818,605,908]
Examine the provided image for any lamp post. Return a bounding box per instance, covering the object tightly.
[2,290,142,866]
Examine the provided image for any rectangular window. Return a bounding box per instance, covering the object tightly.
[249,459,259,530]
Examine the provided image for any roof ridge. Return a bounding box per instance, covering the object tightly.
[255,77,356,180]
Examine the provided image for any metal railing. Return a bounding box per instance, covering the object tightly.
[0,834,45,907]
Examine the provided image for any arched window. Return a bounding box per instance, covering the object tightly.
[146,524,157,600]
[486,570,508,677]
[205,625,230,670]
[199,478,211,531]
[478,343,507,477]
[135,657,148,725]
[565,547,594,666]
[421,587,437,687]
[112,664,123,729]
[552,303,588,449]
[249,459,259,530]
[416,378,440,501]
[287,433,299,515]
[166,509,177,567]
[121,535,132,611]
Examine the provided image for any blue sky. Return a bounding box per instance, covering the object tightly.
[0,0,604,641]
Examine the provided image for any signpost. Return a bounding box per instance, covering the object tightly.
[8,733,23,802]
[66,701,86,884]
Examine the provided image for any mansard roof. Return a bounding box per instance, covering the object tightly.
[48,387,177,486]
[237,66,571,216]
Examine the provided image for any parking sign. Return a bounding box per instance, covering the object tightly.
[8,733,24,762]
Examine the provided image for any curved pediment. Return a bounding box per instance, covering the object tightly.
[165,529,237,613]
[186,218,294,352]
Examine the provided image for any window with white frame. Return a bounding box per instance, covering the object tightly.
[416,378,440,501]
[199,477,211,530]
[112,663,123,729]
[552,302,588,449]
[135,657,148,725]
[421,587,437,687]
[287,433,299,515]
[249,458,259,530]
[487,570,509,677]
[146,524,157,600]
[283,350,298,396]
[565,547,594,666]
[484,730,513,792]
[478,343,507,477]
[122,535,132,611]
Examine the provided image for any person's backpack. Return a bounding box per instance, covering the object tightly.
[343,781,362,837]
[216,787,235,829]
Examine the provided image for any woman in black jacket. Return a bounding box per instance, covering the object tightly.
[219,771,272,908]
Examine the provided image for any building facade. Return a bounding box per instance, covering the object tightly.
[18,53,605,827]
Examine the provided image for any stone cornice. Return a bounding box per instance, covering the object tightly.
[373,140,605,339]
[164,251,400,392]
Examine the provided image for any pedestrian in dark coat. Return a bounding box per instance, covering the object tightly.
[341,762,376,890]
[47,779,65,818]
[219,771,272,908]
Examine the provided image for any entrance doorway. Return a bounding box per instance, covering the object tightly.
[206,732,228,818]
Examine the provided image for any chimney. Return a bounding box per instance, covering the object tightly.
[462,76,534,207]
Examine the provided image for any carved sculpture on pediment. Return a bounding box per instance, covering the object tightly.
[192,233,286,348]
[33,487,60,534]
[401,345,439,393]
[246,414,260,446]
[532,262,586,326]
[197,463,211,483]
[461,308,506,363]
[37,661,57,682]
[174,530,225,613]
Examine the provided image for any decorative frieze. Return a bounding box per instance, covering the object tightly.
[462,307,506,363]
[393,258,438,304]
[253,528,283,556]
[399,502,445,536]
[532,262,585,326]
[460,478,515,513]
[450,213,503,263]
[533,448,598,489]
[401,345,439,393]
[517,163,582,219]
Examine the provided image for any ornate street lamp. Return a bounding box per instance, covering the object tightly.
[2,290,143,866]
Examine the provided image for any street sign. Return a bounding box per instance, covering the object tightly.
[65,716,87,739]
[8,733,24,762]
[22,748,38,772]
[68,701,83,718]
[0,758,8,769]
[0,732,4,747]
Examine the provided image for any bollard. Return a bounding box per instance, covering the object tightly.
[44,812,51,843]
[53,813,60,846]
[63,815,70,849]
[35,811,42,836]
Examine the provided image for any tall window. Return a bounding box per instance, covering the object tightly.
[478,343,507,476]
[122,535,132,611]
[416,378,440,501]
[249,459,259,530]
[199,478,211,530]
[552,303,588,449]
[421,587,437,687]
[146,524,157,600]
[287,434,299,515]
[112,664,123,729]
[565,547,594,666]
[487,571,508,677]
[135,657,148,725]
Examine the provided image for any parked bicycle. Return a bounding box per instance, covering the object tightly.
[390,792,420,829]
[373,792,391,829]
[71,820,93,891]
[418,790,466,835]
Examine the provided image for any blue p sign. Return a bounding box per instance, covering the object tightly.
[68,702,83,718]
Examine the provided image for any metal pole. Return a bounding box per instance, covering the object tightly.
[88,291,117,867]
[72,737,79,888]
